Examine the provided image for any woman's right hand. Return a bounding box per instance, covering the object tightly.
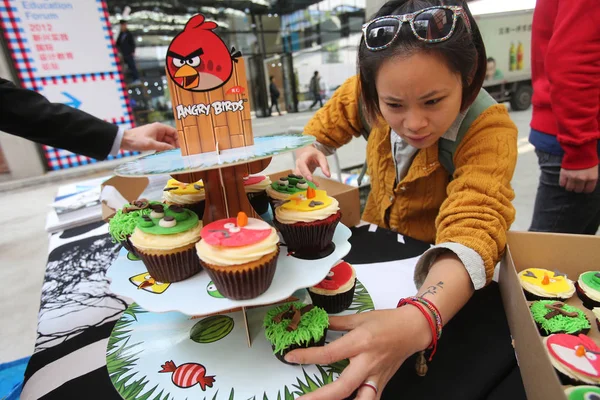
[294,145,331,182]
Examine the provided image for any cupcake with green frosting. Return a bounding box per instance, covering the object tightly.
[530,300,590,336]
[264,302,329,365]
[129,203,202,283]
[108,199,158,256]
[266,174,317,210]
[565,385,600,400]
[576,271,600,310]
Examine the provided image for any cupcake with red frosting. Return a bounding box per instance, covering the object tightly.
[309,260,356,314]
[243,174,271,215]
[196,212,279,300]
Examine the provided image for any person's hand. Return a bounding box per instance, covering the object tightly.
[285,306,432,400]
[121,123,179,152]
[559,165,598,193]
[294,145,331,182]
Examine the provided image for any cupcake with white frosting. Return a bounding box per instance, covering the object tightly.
[309,260,356,314]
[129,203,202,282]
[162,178,205,219]
[196,212,279,300]
[273,187,341,255]
[243,174,271,215]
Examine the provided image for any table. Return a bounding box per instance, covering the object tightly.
[20,221,527,400]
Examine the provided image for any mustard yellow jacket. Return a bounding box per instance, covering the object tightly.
[304,76,518,285]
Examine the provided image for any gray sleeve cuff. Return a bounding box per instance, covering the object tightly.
[414,242,486,291]
[312,141,337,156]
[109,126,125,156]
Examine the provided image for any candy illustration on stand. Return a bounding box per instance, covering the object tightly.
[159,360,216,391]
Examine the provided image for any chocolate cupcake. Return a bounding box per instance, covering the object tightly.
[544,333,600,386]
[129,204,202,282]
[529,300,590,336]
[108,199,158,257]
[576,272,600,310]
[273,187,341,257]
[518,268,575,301]
[163,178,205,219]
[266,174,316,210]
[195,213,279,300]
[309,260,357,314]
[264,302,329,364]
[243,174,271,215]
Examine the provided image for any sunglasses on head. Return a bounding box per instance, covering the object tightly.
[362,5,472,51]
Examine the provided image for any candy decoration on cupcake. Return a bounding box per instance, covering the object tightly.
[163,178,205,195]
[136,204,199,235]
[159,360,215,391]
[545,333,600,385]
[564,385,600,400]
[270,174,316,195]
[201,212,272,247]
[518,268,575,300]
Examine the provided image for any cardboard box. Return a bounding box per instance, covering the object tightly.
[500,231,600,400]
[268,170,361,228]
[101,176,149,221]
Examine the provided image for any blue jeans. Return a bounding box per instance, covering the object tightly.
[529,149,600,234]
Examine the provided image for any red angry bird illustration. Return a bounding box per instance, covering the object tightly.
[166,14,242,92]
[159,360,216,391]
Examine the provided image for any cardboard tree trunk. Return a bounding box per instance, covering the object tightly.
[164,15,270,224]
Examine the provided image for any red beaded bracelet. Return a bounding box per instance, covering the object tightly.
[397,298,439,360]
[410,297,443,340]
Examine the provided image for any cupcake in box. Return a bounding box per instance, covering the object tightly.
[266,173,316,210]
[108,199,158,257]
[273,187,341,255]
[565,386,600,400]
[196,212,279,300]
[264,302,329,364]
[129,204,202,282]
[518,268,575,301]
[544,333,600,386]
[243,174,271,215]
[529,300,590,336]
[592,308,600,332]
[576,271,600,310]
[162,178,205,219]
[309,260,356,314]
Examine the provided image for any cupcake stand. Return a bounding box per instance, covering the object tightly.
[105,13,371,399]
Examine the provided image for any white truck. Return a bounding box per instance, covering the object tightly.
[470,0,536,110]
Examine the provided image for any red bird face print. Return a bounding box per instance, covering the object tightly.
[166,14,239,92]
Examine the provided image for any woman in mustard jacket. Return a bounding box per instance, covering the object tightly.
[288,1,518,399]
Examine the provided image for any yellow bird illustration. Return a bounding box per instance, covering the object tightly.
[129,273,171,294]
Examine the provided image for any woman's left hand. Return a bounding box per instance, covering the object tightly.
[285,305,432,400]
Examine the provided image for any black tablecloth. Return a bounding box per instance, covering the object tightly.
[21,223,526,400]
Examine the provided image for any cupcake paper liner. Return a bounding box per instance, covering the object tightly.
[247,191,269,215]
[121,236,139,258]
[272,328,328,365]
[137,244,202,283]
[522,289,566,302]
[575,282,600,310]
[274,211,342,253]
[309,280,356,314]
[200,249,279,300]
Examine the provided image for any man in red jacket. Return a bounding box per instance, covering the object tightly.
[529,0,600,234]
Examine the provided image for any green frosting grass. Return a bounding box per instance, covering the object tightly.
[108,203,156,243]
[264,302,329,355]
[530,300,590,335]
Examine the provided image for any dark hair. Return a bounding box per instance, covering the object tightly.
[314,71,319,76]
[119,19,127,24]
[359,0,487,121]
[269,75,274,81]
[487,57,496,63]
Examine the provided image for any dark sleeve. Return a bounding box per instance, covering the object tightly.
[128,32,136,52]
[0,78,118,160]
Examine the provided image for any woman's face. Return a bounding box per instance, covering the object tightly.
[376,52,463,149]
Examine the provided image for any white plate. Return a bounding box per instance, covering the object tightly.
[106,282,374,400]
[106,224,352,316]
[114,133,315,177]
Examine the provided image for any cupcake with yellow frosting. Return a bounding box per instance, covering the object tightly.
[243,174,271,215]
[196,212,279,300]
[129,203,202,283]
[273,187,341,255]
[163,178,205,219]
[518,268,575,301]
